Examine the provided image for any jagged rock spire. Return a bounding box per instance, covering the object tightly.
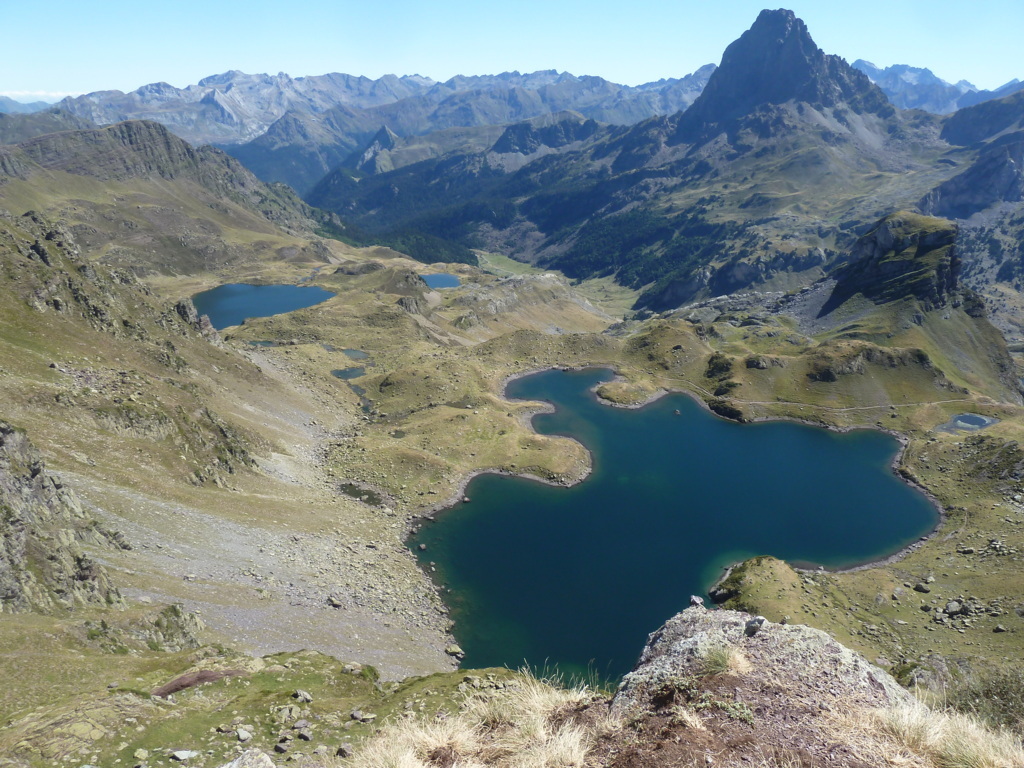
[677,8,891,136]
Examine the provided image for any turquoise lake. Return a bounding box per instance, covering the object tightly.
[192,283,335,330]
[410,367,937,680]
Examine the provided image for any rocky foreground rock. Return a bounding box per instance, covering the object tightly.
[614,607,912,714]
[606,607,916,766]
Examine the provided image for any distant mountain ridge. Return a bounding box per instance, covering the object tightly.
[0,108,95,145]
[58,67,716,147]
[853,59,1024,114]
[57,70,438,145]
[0,96,52,114]
[56,67,716,195]
[0,119,339,274]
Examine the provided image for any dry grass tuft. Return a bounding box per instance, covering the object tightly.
[347,673,616,768]
[840,702,1024,768]
[699,643,751,677]
[667,705,707,731]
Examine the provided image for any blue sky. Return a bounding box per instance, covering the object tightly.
[2,1,1020,101]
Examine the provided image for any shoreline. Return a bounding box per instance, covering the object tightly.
[407,362,948,597]
[581,368,947,579]
[408,364,600,527]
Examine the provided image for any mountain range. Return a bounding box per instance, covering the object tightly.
[56,68,716,194]
[0,96,52,114]
[49,56,1023,202]
[9,10,1024,327]
[296,9,1024,333]
[852,60,1024,114]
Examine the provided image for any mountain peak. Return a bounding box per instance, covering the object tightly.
[677,8,891,134]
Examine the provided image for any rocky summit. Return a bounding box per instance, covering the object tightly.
[675,8,892,137]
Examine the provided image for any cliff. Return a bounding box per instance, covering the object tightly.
[824,211,960,311]
[0,420,123,613]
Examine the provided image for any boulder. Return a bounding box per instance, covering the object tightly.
[613,607,913,717]
[217,752,275,768]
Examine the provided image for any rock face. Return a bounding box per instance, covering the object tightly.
[825,211,959,311]
[0,420,123,613]
[922,132,1024,219]
[676,8,892,138]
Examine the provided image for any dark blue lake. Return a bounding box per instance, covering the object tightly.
[422,273,461,289]
[192,283,335,330]
[411,367,937,680]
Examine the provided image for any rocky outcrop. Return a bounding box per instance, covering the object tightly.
[174,298,220,341]
[921,131,1024,219]
[824,211,959,311]
[0,421,123,613]
[490,114,600,155]
[611,607,914,765]
[615,608,911,714]
[351,124,401,174]
[451,273,607,321]
[217,751,275,768]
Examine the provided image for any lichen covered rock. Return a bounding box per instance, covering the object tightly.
[614,607,912,717]
[0,420,123,613]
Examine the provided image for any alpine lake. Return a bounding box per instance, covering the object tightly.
[189,286,937,682]
[192,283,335,330]
[410,367,938,681]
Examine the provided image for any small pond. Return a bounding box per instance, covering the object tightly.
[421,273,461,289]
[192,283,335,330]
[410,367,938,680]
[935,413,999,433]
[332,367,366,380]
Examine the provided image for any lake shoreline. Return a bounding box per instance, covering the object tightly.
[593,370,946,580]
[409,363,946,593]
[409,365,598,527]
